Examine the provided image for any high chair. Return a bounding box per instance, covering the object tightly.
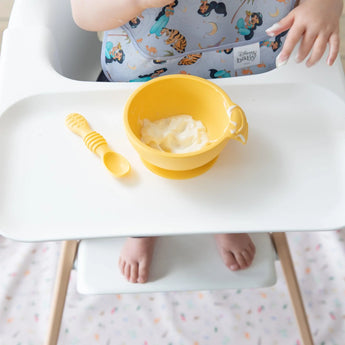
[1,1,345,345]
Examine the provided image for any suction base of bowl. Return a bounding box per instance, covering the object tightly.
[141,156,219,179]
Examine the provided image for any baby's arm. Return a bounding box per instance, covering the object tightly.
[70,0,172,31]
[266,0,343,67]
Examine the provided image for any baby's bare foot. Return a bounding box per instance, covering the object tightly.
[214,233,256,271]
[118,237,156,283]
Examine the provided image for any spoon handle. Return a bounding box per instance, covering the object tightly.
[65,113,92,137]
[65,113,110,156]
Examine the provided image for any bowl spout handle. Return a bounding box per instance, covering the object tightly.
[226,105,248,144]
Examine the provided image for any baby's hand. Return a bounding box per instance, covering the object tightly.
[265,0,343,67]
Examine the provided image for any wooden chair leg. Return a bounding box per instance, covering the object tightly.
[271,232,314,345]
[44,240,79,345]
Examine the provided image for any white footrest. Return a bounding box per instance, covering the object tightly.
[76,233,277,294]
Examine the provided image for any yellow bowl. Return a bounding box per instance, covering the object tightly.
[124,74,248,174]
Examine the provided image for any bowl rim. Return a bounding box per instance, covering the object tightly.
[123,74,234,158]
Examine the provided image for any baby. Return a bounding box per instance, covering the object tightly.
[70,0,343,283]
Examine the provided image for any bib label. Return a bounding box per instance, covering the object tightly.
[233,42,260,70]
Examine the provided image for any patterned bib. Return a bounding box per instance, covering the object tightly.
[101,0,296,82]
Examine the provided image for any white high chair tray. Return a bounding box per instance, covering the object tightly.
[0,82,345,241]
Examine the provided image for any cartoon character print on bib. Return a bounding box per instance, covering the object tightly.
[101,0,296,82]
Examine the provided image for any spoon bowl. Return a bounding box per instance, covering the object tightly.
[103,151,130,177]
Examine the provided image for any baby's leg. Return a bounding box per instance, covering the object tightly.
[118,237,156,283]
[214,233,256,271]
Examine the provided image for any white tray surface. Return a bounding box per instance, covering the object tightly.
[1,83,345,241]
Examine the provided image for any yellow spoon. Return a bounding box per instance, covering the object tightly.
[65,113,130,177]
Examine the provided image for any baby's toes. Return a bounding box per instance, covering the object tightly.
[222,251,240,271]
[129,263,139,283]
[118,257,125,275]
[234,250,250,269]
[121,261,140,283]
[239,248,254,268]
[138,260,150,283]
[124,262,132,281]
